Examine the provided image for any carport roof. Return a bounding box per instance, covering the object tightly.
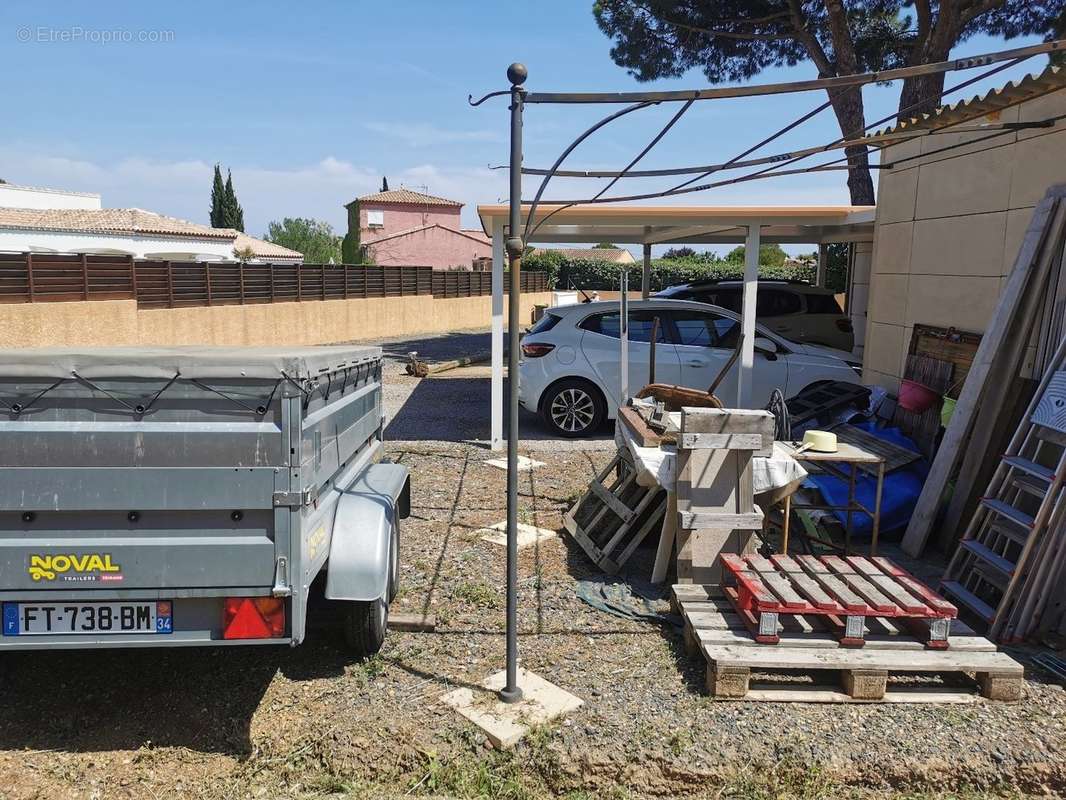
[476,203,875,245]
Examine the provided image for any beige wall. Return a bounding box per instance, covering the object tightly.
[863,89,1066,391]
[0,293,554,348]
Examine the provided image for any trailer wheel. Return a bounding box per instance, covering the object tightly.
[388,519,400,603]
[344,597,388,659]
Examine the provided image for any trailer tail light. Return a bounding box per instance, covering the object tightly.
[521,343,555,358]
[836,318,854,333]
[222,597,286,639]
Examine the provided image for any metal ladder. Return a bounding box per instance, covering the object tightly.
[941,345,1066,641]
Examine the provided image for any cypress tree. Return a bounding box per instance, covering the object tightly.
[209,164,225,227]
[341,200,362,264]
[380,176,389,192]
[222,170,245,232]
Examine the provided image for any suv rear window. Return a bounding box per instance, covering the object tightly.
[804,293,845,314]
[528,312,563,335]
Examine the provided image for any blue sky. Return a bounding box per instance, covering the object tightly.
[0,1,1049,253]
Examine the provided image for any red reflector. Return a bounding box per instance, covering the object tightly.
[521,343,555,358]
[835,318,853,332]
[223,597,286,639]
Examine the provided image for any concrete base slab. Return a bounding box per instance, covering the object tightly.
[484,455,545,471]
[441,668,583,749]
[478,521,558,550]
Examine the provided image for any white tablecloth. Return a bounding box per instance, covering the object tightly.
[614,413,807,493]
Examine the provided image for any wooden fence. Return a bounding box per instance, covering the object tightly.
[0,253,547,308]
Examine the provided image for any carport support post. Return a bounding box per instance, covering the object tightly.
[491,227,504,451]
[500,62,527,705]
[815,243,828,288]
[641,242,651,300]
[738,224,760,407]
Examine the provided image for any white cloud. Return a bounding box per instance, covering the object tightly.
[362,121,502,148]
[0,148,506,234]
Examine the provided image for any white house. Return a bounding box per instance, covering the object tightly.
[0,184,302,263]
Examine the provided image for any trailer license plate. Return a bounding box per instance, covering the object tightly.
[2,601,173,636]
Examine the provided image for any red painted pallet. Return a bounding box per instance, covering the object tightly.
[719,553,957,649]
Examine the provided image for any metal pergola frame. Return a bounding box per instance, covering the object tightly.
[471,38,1066,703]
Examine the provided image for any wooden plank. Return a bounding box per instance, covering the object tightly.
[696,627,839,649]
[770,555,842,611]
[795,555,870,612]
[617,405,662,447]
[823,556,899,614]
[389,612,436,632]
[680,432,765,450]
[720,554,780,609]
[903,189,1066,556]
[831,423,921,473]
[847,557,932,614]
[700,643,1024,673]
[872,557,957,616]
[679,510,764,529]
[739,687,983,704]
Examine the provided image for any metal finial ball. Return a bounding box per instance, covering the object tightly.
[507,63,528,86]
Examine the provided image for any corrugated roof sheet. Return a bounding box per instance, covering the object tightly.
[876,64,1066,136]
[356,189,462,207]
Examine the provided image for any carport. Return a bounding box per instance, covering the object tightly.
[477,203,876,451]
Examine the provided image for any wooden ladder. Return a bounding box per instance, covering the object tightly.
[941,336,1066,641]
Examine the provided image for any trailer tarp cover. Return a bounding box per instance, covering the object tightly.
[0,345,382,381]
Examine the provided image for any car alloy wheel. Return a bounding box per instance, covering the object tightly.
[550,387,596,433]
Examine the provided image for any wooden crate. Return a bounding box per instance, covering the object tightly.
[673,584,1025,703]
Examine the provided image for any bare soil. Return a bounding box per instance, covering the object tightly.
[1,336,1064,799]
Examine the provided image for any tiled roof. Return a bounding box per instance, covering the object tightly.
[876,64,1066,136]
[532,247,635,263]
[222,229,303,260]
[0,207,233,240]
[0,183,100,198]
[355,188,462,207]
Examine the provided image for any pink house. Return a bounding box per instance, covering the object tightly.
[346,187,491,269]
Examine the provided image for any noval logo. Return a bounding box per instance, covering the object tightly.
[27,554,122,582]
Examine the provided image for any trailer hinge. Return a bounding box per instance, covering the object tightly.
[273,487,317,508]
[272,556,292,598]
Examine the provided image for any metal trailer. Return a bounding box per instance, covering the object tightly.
[0,346,409,657]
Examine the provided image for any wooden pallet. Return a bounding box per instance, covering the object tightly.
[563,451,666,574]
[673,584,1024,703]
[721,553,957,648]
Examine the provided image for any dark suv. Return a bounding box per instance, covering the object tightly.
[655,279,854,351]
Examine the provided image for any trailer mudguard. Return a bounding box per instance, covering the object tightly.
[325,462,410,602]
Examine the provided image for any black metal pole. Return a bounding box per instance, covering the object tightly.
[500,61,527,705]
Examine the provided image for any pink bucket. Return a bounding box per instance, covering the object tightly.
[898,379,941,413]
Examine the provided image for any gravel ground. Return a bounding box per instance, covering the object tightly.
[1,330,1064,800]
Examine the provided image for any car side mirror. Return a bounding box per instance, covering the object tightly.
[754,336,779,360]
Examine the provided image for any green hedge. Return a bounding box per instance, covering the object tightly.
[523,246,848,294]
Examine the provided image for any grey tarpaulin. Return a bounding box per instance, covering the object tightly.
[0,345,381,382]
[576,573,683,628]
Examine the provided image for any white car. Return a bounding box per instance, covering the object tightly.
[519,299,863,437]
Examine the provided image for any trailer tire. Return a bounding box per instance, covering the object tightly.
[344,597,388,659]
[388,520,400,603]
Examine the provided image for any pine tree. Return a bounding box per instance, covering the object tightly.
[222,170,245,232]
[209,164,225,228]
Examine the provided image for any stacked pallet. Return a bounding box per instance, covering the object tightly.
[674,583,1025,703]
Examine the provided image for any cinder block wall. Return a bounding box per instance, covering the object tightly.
[0,293,554,348]
[863,88,1066,391]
